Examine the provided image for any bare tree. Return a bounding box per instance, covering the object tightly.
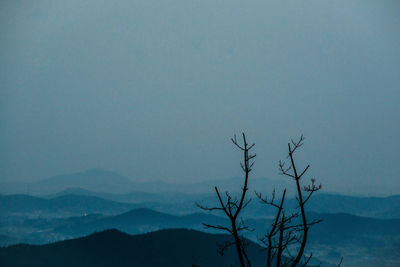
[197,133,255,267]
[257,135,322,266]
[198,133,335,267]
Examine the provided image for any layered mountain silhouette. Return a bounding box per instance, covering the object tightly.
[1,169,400,265]
[2,205,400,265]
[3,188,400,219]
[4,169,399,217]
[0,194,137,218]
[29,169,138,194]
[2,169,292,195]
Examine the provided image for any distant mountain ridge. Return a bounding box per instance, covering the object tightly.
[31,169,138,194]
[0,194,137,218]
[44,187,207,204]
[4,169,399,200]
[43,185,400,219]
[305,193,400,218]
[2,168,292,195]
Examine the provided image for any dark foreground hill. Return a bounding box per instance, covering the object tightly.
[0,229,266,267]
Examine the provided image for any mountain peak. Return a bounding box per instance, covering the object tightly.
[89,228,130,239]
[82,168,119,175]
[33,169,137,195]
[116,208,173,219]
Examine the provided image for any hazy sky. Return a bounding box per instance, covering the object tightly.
[1,0,399,195]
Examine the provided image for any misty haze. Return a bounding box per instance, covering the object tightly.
[1,0,399,266]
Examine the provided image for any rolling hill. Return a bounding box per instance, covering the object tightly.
[36,185,400,219]
[0,194,137,218]
[29,169,139,194]
[2,205,400,266]
[2,208,228,245]
[0,229,267,267]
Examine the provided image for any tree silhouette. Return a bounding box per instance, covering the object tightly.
[198,133,254,267]
[257,135,323,267]
[198,133,341,267]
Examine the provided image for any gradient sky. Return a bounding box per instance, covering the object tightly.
[1,0,399,195]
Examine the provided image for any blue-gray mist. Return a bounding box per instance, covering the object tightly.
[1,0,399,195]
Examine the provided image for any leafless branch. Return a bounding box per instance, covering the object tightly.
[337,256,344,267]
[197,133,254,267]
[198,134,341,267]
